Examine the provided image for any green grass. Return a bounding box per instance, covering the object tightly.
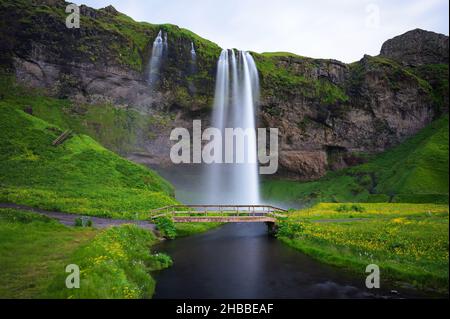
[0,209,98,298]
[260,52,309,59]
[278,203,449,294]
[45,224,171,299]
[252,52,349,104]
[0,209,171,299]
[0,74,164,155]
[263,115,449,207]
[0,103,179,219]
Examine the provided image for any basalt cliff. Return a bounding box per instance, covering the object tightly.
[1,0,448,180]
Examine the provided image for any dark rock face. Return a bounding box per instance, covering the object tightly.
[1,1,448,180]
[258,54,438,180]
[380,29,449,66]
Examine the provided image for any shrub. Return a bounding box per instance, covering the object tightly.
[155,217,177,239]
[148,252,173,270]
[277,221,305,239]
[75,217,93,227]
[335,204,366,213]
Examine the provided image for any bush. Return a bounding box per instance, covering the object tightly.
[155,217,177,239]
[335,204,366,213]
[148,252,173,270]
[75,217,93,227]
[277,221,305,239]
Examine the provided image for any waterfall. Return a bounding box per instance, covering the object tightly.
[163,32,168,55]
[189,42,197,93]
[190,42,197,61]
[205,49,260,205]
[148,30,167,87]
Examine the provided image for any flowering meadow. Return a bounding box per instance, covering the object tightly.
[278,203,449,293]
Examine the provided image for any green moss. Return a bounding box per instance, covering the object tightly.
[253,54,349,104]
[260,52,309,59]
[411,64,449,112]
[364,56,433,93]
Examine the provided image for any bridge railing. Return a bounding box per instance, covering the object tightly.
[149,205,288,220]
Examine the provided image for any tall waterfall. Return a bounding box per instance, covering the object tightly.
[148,30,167,87]
[205,49,260,205]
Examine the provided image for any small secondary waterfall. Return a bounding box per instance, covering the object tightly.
[205,49,260,205]
[190,42,197,61]
[188,42,197,93]
[148,30,167,87]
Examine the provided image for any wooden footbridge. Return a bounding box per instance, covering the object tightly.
[149,205,288,223]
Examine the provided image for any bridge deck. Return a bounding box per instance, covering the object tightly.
[149,205,287,223]
[173,216,277,223]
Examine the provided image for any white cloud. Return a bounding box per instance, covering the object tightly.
[71,0,449,63]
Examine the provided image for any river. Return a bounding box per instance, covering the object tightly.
[151,166,426,299]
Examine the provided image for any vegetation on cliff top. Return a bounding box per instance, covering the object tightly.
[2,0,446,117]
[253,53,350,105]
[263,115,449,206]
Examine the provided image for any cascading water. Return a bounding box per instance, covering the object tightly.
[188,42,197,93]
[190,42,197,61]
[163,32,168,56]
[148,30,167,87]
[205,49,260,205]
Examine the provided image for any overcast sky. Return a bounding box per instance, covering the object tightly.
[71,0,449,63]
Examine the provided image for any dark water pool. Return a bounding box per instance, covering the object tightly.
[152,223,426,299]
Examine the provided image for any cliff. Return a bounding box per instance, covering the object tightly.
[1,0,448,180]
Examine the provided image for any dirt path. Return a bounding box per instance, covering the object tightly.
[0,203,156,231]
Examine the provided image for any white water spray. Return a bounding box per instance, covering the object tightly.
[191,42,197,60]
[148,30,168,87]
[205,49,260,205]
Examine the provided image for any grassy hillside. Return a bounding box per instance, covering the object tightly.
[45,223,171,299]
[0,104,178,219]
[0,209,97,298]
[278,203,449,294]
[0,209,171,299]
[0,74,162,155]
[263,115,449,207]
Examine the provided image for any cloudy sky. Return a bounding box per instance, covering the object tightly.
[71,0,449,63]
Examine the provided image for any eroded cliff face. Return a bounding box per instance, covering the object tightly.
[380,28,449,67]
[257,53,442,179]
[1,0,448,180]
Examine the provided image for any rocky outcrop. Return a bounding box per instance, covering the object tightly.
[1,1,448,180]
[380,29,449,66]
[257,52,441,179]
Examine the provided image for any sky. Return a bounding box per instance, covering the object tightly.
[71,0,449,63]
